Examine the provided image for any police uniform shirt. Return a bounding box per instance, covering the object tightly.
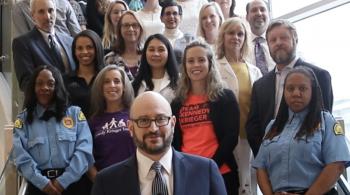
[252,109,350,192]
[13,105,94,190]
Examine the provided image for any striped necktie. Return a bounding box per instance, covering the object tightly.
[151,161,168,195]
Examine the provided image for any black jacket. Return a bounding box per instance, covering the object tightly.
[246,58,333,156]
[171,89,240,171]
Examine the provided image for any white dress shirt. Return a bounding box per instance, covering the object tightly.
[137,148,174,195]
[246,33,276,72]
[274,56,298,116]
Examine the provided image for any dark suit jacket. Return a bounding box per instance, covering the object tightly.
[91,149,227,195]
[171,89,239,171]
[86,0,104,37]
[12,27,75,91]
[246,58,333,156]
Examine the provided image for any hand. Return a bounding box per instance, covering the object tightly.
[42,181,61,195]
[87,166,98,182]
[52,179,64,193]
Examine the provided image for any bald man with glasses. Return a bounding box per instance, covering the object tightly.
[92,91,227,195]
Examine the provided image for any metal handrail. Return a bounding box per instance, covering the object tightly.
[0,148,21,195]
[338,175,350,195]
[17,177,28,195]
[0,148,28,195]
[0,147,13,183]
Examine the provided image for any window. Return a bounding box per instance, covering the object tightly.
[293,3,350,135]
[271,0,321,18]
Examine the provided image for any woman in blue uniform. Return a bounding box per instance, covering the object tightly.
[12,65,94,195]
[253,67,350,195]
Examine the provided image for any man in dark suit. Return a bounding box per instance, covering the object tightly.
[92,92,227,195]
[12,0,75,91]
[246,19,333,156]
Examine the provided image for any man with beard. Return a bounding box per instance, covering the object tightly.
[12,0,76,91]
[91,91,227,195]
[246,0,275,75]
[246,19,333,157]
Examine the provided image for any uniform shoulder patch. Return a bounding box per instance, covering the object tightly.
[78,111,86,121]
[14,118,23,129]
[333,123,344,136]
[62,116,74,129]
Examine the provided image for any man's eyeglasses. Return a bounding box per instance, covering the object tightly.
[164,11,180,17]
[130,116,171,128]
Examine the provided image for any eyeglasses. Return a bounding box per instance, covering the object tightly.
[164,11,180,17]
[130,116,171,128]
[121,23,140,29]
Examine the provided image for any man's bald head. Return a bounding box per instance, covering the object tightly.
[130,91,172,119]
[128,91,175,160]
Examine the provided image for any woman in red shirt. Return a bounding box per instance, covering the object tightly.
[171,40,240,195]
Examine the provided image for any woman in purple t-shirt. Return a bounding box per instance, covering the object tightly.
[88,65,136,181]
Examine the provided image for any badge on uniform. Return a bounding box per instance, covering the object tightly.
[333,123,344,136]
[62,116,74,129]
[14,118,23,129]
[78,111,86,121]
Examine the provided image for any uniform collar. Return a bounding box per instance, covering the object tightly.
[35,104,55,118]
[288,108,309,122]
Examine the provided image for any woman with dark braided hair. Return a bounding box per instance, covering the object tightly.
[253,67,350,195]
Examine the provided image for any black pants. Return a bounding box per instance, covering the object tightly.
[286,188,338,195]
[222,170,239,195]
[26,174,92,195]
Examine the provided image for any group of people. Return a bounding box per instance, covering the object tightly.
[10,0,350,195]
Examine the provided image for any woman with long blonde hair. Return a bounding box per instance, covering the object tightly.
[102,0,129,52]
[197,2,224,46]
[216,17,262,195]
[172,40,240,195]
